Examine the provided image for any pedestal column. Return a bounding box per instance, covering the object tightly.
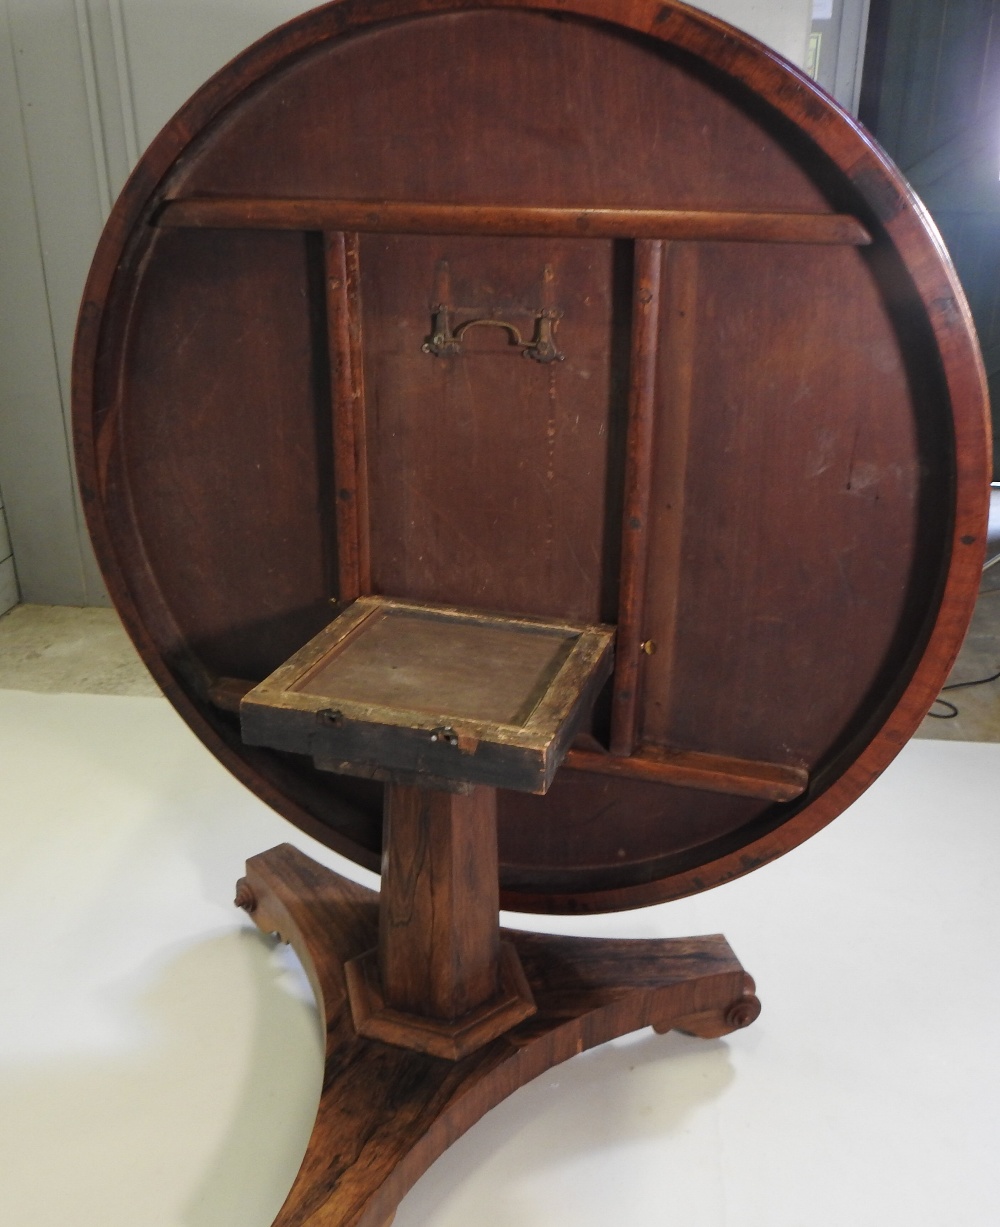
[379,783,501,1019]
[345,783,537,1059]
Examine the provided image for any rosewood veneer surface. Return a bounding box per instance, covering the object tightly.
[73,0,990,913]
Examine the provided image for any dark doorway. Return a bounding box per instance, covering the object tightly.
[861,0,1000,475]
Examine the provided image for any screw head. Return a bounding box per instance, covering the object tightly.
[429,725,459,746]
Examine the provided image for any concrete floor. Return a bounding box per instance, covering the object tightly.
[908,483,1000,738]
[0,602,160,696]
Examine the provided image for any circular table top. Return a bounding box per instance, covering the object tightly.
[74,0,990,913]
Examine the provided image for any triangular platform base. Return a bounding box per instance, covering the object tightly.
[235,845,761,1227]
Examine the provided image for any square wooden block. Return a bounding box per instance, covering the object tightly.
[240,597,614,793]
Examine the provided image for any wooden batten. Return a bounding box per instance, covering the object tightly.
[565,744,808,802]
[157,197,872,246]
[610,238,664,755]
[637,241,699,750]
[324,231,371,602]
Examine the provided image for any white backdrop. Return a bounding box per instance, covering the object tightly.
[2,687,997,1226]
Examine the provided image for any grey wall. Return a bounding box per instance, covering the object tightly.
[0,0,811,608]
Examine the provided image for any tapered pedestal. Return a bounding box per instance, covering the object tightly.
[344,783,537,1060]
[235,844,761,1227]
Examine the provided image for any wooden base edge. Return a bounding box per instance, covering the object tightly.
[236,844,760,1227]
[345,941,537,1060]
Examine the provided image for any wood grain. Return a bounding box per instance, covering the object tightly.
[240,597,614,794]
[564,743,807,802]
[358,232,616,623]
[610,238,664,755]
[637,241,699,744]
[325,231,370,601]
[235,844,760,1226]
[343,783,536,1060]
[159,197,872,245]
[73,0,990,913]
[378,783,500,1018]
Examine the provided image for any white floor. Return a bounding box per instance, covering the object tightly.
[2,688,998,1227]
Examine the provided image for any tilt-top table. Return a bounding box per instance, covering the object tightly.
[73,2,990,1224]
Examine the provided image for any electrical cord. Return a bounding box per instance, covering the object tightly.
[926,666,1000,719]
[942,668,1000,692]
[924,529,1000,716]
